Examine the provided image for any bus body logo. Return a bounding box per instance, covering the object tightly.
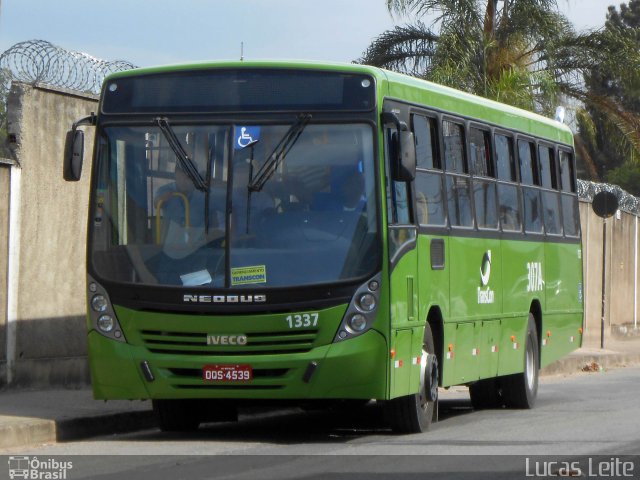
[480,250,492,286]
[478,250,495,304]
[183,294,267,304]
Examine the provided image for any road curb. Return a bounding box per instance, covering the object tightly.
[541,352,640,376]
[1,410,155,451]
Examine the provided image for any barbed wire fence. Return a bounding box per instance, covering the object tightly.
[0,39,137,95]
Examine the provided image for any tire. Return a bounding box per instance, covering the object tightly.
[469,378,502,409]
[153,399,201,432]
[386,323,438,433]
[502,313,539,408]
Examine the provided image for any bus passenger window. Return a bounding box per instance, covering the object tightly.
[539,146,557,189]
[446,175,473,227]
[474,179,498,229]
[518,140,538,185]
[413,115,439,169]
[562,195,580,237]
[415,172,446,226]
[495,134,516,181]
[542,190,562,235]
[523,187,543,233]
[443,121,466,174]
[559,151,575,193]
[498,184,522,232]
[469,128,492,177]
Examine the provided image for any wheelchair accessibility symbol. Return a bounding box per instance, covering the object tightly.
[235,126,260,149]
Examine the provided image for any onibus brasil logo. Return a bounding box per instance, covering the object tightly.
[478,250,495,304]
[8,456,73,479]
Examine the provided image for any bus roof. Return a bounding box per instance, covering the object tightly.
[105,60,574,145]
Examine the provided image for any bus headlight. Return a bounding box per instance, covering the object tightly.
[97,315,115,332]
[91,294,108,312]
[348,314,368,332]
[87,275,126,343]
[358,293,376,312]
[334,273,381,343]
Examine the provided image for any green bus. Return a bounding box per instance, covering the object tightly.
[64,61,583,433]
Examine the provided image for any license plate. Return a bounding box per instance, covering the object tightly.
[203,364,252,382]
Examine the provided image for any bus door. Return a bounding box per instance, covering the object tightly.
[385,124,420,399]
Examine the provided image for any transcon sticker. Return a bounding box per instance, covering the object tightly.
[231,265,267,286]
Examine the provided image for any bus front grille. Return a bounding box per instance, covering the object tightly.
[140,329,317,356]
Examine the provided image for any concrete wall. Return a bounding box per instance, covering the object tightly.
[0,163,9,383]
[4,82,97,387]
[580,201,639,347]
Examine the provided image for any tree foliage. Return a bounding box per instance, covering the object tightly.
[358,0,640,179]
[576,0,640,191]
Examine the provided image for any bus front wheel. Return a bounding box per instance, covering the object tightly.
[386,323,438,434]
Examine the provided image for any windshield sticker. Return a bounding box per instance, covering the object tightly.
[234,126,261,150]
[180,269,213,286]
[231,265,267,285]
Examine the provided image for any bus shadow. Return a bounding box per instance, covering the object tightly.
[126,396,475,445]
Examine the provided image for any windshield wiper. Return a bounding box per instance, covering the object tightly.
[155,117,207,192]
[248,114,311,193]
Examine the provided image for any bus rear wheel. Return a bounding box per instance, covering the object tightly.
[386,323,438,434]
[502,314,539,409]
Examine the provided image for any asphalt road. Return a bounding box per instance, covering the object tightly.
[8,368,640,479]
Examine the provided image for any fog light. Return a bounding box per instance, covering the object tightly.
[97,315,114,332]
[358,293,376,312]
[91,294,108,312]
[348,314,367,332]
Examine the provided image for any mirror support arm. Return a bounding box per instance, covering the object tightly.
[72,113,97,132]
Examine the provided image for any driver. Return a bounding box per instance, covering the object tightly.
[149,163,224,285]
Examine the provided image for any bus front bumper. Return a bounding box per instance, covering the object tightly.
[88,329,388,401]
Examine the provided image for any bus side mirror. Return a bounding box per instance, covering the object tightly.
[394,130,416,182]
[63,129,84,181]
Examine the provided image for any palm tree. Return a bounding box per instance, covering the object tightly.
[577,0,640,186]
[359,0,640,169]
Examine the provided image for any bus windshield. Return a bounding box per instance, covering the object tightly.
[90,122,379,289]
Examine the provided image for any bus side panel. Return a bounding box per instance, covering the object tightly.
[448,236,502,322]
[416,234,450,323]
[451,321,479,384]
[541,241,584,367]
[501,238,543,316]
[497,316,528,376]
[441,322,457,386]
[443,235,501,386]
[390,329,413,398]
[389,245,419,399]
[416,233,450,390]
[479,319,500,378]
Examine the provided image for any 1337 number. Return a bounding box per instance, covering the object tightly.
[285,313,319,329]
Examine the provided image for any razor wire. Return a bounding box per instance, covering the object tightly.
[0,39,137,94]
